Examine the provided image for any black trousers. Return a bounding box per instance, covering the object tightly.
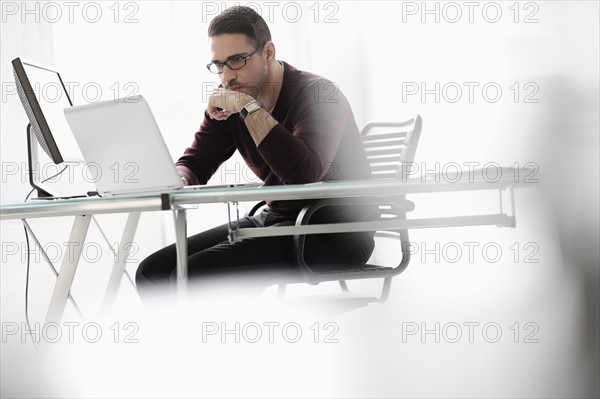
[135,207,375,302]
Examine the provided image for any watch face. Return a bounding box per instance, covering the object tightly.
[240,100,261,121]
[245,101,261,113]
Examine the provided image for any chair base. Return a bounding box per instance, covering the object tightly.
[282,294,379,317]
[274,276,393,308]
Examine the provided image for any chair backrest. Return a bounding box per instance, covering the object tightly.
[361,116,422,180]
[361,116,422,242]
[289,116,423,290]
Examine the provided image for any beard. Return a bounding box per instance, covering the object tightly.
[224,64,270,101]
[226,83,260,98]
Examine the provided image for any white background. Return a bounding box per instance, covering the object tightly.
[1,1,598,397]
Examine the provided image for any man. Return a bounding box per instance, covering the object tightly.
[136,6,377,299]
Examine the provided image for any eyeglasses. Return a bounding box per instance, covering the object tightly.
[206,45,264,74]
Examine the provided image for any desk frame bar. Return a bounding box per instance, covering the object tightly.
[173,209,188,302]
[229,214,515,241]
[102,212,141,310]
[169,178,531,208]
[44,214,91,325]
[22,220,83,317]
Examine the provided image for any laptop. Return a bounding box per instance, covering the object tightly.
[64,95,185,196]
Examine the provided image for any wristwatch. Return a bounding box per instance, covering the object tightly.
[239,100,262,121]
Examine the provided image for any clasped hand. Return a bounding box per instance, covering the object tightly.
[207,88,254,121]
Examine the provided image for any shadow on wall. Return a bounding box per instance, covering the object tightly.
[536,73,600,398]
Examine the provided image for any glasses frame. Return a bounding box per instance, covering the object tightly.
[206,45,264,74]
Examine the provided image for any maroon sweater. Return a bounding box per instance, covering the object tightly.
[176,62,372,215]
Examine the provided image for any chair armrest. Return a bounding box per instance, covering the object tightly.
[246,201,267,217]
[292,196,415,284]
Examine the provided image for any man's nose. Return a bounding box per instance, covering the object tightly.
[221,66,237,86]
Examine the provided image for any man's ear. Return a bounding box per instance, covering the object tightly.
[263,41,276,61]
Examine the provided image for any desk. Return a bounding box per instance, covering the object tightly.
[164,173,533,300]
[1,172,536,321]
[0,195,164,324]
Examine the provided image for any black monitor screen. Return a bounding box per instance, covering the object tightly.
[12,57,73,164]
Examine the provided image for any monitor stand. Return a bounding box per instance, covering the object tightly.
[27,123,55,198]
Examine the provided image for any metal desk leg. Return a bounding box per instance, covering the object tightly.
[22,220,84,318]
[173,208,188,302]
[44,214,91,325]
[102,212,141,310]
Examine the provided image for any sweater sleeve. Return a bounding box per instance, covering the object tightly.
[256,79,352,184]
[175,111,236,186]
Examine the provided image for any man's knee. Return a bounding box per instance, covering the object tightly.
[134,260,151,304]
[135,250,172,286]
[304,232,374,269]
[135,258,151,287]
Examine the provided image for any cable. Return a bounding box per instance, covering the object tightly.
[21,222,37,349]
[22,164,70,349]
[21,164,137,337]
[24,165,68,202]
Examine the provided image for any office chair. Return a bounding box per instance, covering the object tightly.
[248,116,422,303]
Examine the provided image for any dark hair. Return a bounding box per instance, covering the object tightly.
[207,6,271,49]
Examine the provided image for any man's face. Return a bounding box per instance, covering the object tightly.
[210,33,268,99]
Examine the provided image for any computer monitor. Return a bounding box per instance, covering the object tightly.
[12,57,73,197]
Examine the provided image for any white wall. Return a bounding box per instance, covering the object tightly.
[1,1,598,398]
